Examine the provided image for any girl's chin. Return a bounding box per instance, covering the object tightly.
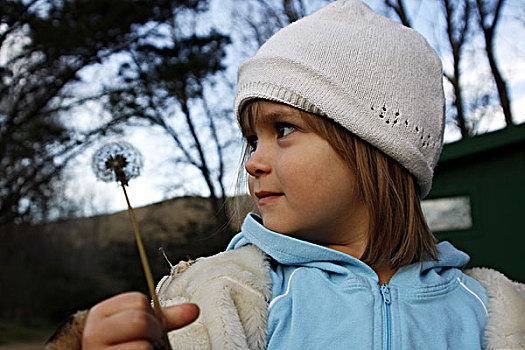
[260,219,289,234]
[261,220,314,241]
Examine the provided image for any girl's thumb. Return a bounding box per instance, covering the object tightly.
[162,303,200,331]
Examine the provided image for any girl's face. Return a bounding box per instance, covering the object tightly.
[244,101,369,250]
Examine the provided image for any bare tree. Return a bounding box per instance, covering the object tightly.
[283,0,308,23]
[231,0,325,52]
[383,0,482,137]
[442,0,471,137]
[474,0,514,126]
[107,9,235,239]
[384,0,411,27]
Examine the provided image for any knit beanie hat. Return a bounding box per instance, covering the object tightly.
[234,0,445,198]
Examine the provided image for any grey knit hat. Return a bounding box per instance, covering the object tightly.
[234,0,445,198]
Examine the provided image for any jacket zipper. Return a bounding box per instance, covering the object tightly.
[380,284,392,350]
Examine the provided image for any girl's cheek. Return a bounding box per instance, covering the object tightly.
[248,175,256,200]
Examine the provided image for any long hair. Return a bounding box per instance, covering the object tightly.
[238,100,438,268]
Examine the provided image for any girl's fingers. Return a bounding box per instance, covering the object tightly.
[91,292,154,319]
[83,292,163,348]
[162,303,200,331]
[83,292,198,349]
[107,339,154,350]
[102,309,163,345]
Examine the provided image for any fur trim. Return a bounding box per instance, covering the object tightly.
[157,244,272,350]
[465,268,525,349]
[44,310,88,350]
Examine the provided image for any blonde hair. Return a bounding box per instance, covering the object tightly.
[239,100,438,269]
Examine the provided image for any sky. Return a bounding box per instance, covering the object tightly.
[57,0,525,218]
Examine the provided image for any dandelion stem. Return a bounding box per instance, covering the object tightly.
[121,183,172,350]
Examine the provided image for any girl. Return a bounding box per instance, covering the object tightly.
[48,0,524,349]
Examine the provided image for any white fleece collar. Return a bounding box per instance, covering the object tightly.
[465,267,525,349]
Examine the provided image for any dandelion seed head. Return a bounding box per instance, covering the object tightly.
[92,142,143,185]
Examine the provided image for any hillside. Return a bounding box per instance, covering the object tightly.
[0,195,253,325]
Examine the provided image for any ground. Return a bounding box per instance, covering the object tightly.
[0,341,45,350]
[0,321,52,350]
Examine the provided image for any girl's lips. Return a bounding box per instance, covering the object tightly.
[255,191,284,204]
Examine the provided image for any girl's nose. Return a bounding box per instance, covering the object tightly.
[245,145,271,177]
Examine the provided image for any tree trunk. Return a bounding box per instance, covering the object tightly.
[484,38,513,126]
[179,98,234,241]
[443,0,471,137]
[476,0,514,127]
[451,75,468,137]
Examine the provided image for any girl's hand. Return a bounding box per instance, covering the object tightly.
[82,292,199,349]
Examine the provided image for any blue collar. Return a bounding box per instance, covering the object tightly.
[228,213,470,288]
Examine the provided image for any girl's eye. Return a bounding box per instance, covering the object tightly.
[276,123,296,138]
[246,135,258,153]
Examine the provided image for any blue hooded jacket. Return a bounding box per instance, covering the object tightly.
[227,213,488,349]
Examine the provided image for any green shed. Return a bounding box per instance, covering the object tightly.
[425,123,525,282]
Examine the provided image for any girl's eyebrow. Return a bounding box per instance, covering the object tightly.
[262,110,302,124]
[242,108,302,137]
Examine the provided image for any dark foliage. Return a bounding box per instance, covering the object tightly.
[107,23,233,237]
[0,0,211,225]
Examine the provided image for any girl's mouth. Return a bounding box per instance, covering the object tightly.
[255,191,284,204]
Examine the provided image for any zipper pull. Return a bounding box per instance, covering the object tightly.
[380,284,391,304]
